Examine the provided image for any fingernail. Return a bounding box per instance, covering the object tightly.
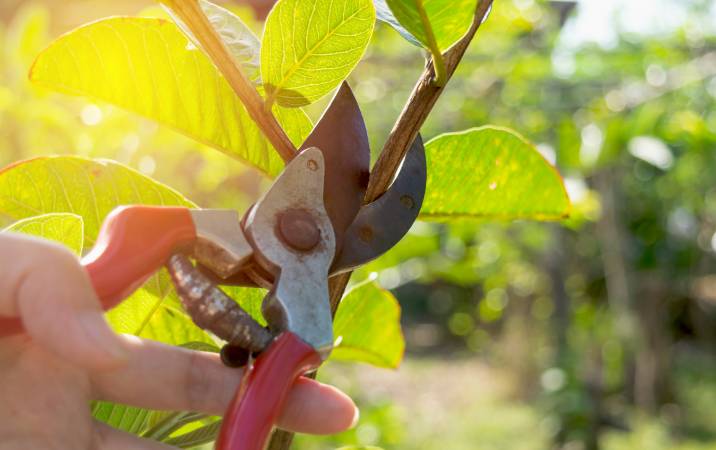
[78,311,129,364]
[349,406,360,429]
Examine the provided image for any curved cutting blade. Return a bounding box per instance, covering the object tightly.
[331,134,427,274]
[300,82,370,254]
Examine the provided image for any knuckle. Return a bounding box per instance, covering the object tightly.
[14,235,83,283]
[12,236,89,314]
[38,240,81,272]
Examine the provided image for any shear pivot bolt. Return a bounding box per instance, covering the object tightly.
[278,210,320,251]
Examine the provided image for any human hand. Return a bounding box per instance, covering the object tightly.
[0,233,357,449]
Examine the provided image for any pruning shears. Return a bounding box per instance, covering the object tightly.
[0,83,426,450]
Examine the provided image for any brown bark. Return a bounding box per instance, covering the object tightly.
[162,0,297,163]
[365,0,494,203]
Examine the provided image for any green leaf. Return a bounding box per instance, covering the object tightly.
[261,0,375,107]
[0,156,214,341]
[384,0,477,52]
[221,285,267,326]
[0,156,192,245]
[143,411,210,442]
[373,0,420,46]
[29,17,313,177]
[163,419,222,448]
[330,282,404,368]
[106,286,217,345]
[421,126,571,221]
[92,402,153,435]
[167,0,260,81]
[3,213,84,255]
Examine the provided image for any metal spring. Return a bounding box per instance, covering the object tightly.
[166,253,273,354]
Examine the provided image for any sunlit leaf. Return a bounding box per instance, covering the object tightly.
[92,403,152,435]
[331,282,404,368]
[261,0,375,107]
[0,156,192,245]
[221,285,267,326]
[163,419,222,448]
[384,0,476,51]
[373,0,420,46]
[3,213,84,255]
[30,17,313,177]
[106,287,216,345]
[421,126,571,220]
[167,0,261,81]
[143,411,211,442]
[0,156,211,342]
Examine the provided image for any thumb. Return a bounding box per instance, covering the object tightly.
[0,233,128,370]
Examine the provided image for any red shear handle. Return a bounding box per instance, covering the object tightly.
[83,206,196,309]
[217,332,322,450]
[0,206,196,338]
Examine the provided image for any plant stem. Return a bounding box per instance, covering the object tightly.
[365,0,494,203]
[416,0,447,87]
[267,1,494,449]
[160,0,297,163]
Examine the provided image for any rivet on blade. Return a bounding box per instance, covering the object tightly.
[358,225,374,243]
[278,209,321,251]
[400,195,416,209]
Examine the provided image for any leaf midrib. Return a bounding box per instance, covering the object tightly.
[267,3,371,102]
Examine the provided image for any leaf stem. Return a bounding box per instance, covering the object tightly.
[160,0,297,163]
[416,0,447,87]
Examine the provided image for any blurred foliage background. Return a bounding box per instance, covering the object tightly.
[2,0,716,449]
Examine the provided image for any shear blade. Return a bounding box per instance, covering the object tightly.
[300,82,370,254]
[331,134,427,274]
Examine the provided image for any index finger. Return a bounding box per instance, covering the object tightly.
[91,336,359,434]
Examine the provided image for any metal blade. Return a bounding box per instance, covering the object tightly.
[300,82,370,254]
[331,134,427,274]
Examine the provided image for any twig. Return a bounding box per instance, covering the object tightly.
[417,0,447,87]
[267,1,494,449]
[365,0,494,203]
[160,0,297,162]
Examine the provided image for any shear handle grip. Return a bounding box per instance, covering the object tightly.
[0,206,196,338]
[217,332,321,450]
[83,205,196,308]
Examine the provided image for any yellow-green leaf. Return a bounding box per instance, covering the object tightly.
[106,287,215,345]
[374,0,420,46]
[29,17,313,177]
[261,0,375,107]
[331,282,404,368]
[384,0,477,52]
[0,155,212,339]
[0,156,192,246]
[421,126,571,220]
[168,0,261,81]
[3,213,84,255]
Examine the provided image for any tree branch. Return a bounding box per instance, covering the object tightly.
[160,0,297,162]
[365,0,494,203]
[267,1,494,448]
